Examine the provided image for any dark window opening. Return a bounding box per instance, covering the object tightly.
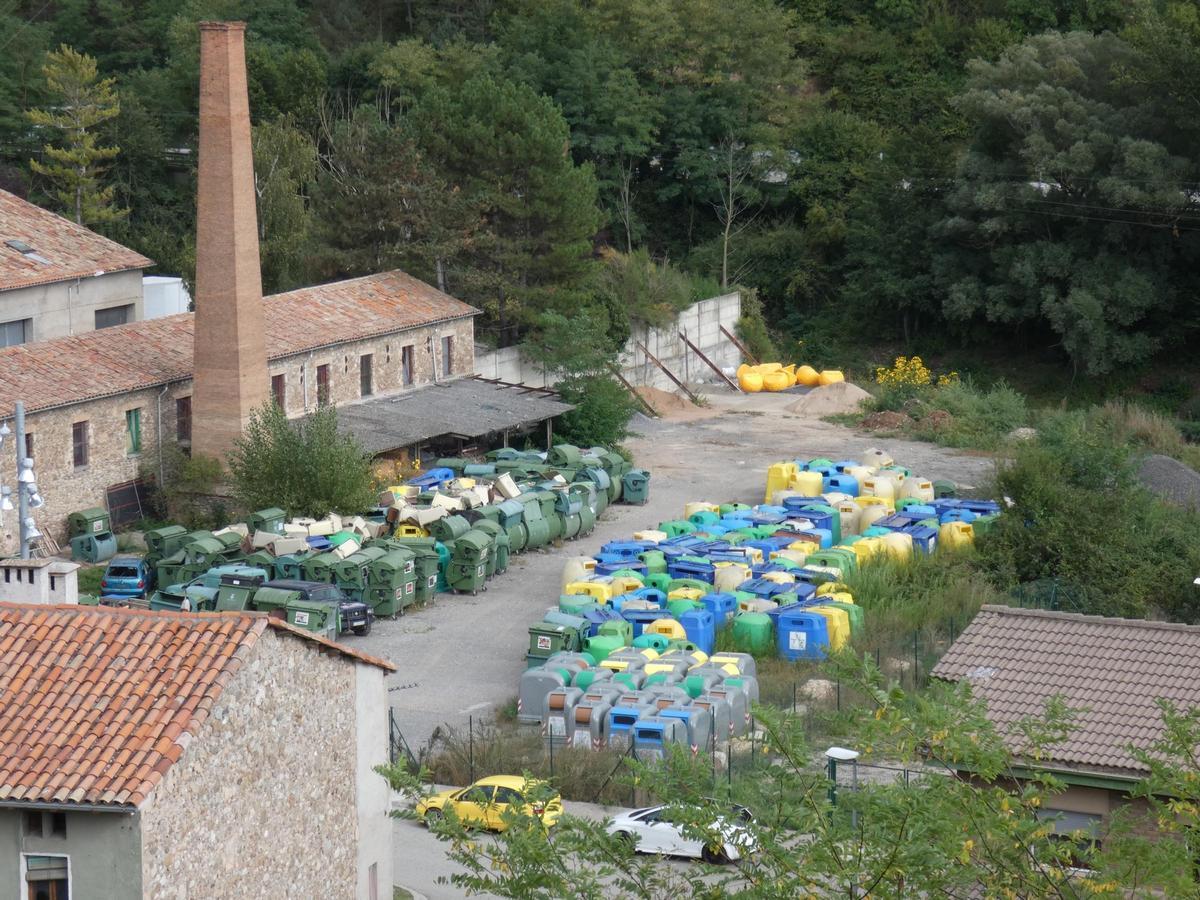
[94,305,132,329]
[441,336,453,377]
[401,346,414,386]
[24,432,33,461]
[23,810,41,836]
[1,318,30,347]
[271,374,286,409]
[50,813,66,837]
[176,397,192,444]
[71,422,88,468]
[360,354,374,397]
[316,365,330,406]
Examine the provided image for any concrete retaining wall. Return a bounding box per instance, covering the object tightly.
[475,292,743,391]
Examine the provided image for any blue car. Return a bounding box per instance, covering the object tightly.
[100,556,155,599]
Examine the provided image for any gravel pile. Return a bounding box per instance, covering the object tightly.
[1137,454,1200,509]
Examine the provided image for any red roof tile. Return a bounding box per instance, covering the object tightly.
[0,189,152,291]
[0,269,479,417]
[0,603,393,809]
[931,605,1200,779]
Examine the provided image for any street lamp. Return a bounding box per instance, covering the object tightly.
[826,745,860,830]
[0,402,42,559]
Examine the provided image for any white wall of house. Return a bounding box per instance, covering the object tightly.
[0,560,79,603]
[475,292,743,391]
[355,662,392,900]
[142,276,191,319]
[0,269,145,343]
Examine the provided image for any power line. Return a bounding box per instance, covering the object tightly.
[0,0,53,55]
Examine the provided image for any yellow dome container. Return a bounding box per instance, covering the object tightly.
[739,597,779,614]
[836,500,862,536]
[796,365,820,387]
[714,562,752,593]
[901,479,935,502]
[822,492,852,507]
[859,504,892,531]
[561,556,597,591]
[739,370,764,392]
[765,462,799,504]
[783,364,797,383]
[633,530,668,543]
[815,581,851,597]
[818,370,845,386]
[825,591,855,605]
[879,532,913,561]
[684,501,719,518]
[758,362,783,373]
[861,477,896,505]
[761,570,796,585]
[646,618,688,640]
[850,537,884,565]
[864,448,894,468]
[668,587,705,603]
[565,579,613,604]
[874,469,906,491]
[790,470,824,496]
[809,606,850,650]
[846,465,876,483]
[939,521,975,551]
[741,546,765,564]
[611,575,645,595]
[771,548,810,566]
[763,370,792,392]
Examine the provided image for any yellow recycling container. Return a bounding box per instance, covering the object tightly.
[610,575,645,596]
[859,505,892,530]
[849,538,884,565]
[714,562,752,593]
[818,370,845,386]
[761,570,796,585]
[561,556,597,591]
[836,500,862,536]
[646,618,687,640]
[825,591,855,605]
[771,548,809,566]
[765,462,799,504]
[565,579,614,604]
[634,530,668,543]
[846,465,876,483]
[901,479,935,502]
[861,476,896,505]
[879,532,913,561]
[864,448,894,468]
[790,470,824,496]
[763,370,792,392]
[668,587,705,603]
[815,581,851,597]
[809,606,850,650]
[684,501,719,518]
[796,365,820,387]
[739,370,764,392]
[939,521,975,551]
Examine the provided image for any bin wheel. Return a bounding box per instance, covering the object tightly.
[353,621,372,636]
[424,808,443,827]
[701,844,729,865]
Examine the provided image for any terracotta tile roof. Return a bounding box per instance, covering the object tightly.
[931,605,1200,779]
[0,189,152,291]
[0,603,393,809]
[0,270,480,417]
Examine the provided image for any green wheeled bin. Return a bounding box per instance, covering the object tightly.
[245,507,286,536]
[144,524,189,559]
[248,585,300,616]
[521,497,551,550]
[299,550,341,583]
[367,548,418,616]
[333,547,388,602]
[496,500,527,554]
[622,470,650,505]
[548,444,583,468]
[398,540,441,604]
[570,483,598,536]
[430,515,471,544]
[555,490,583,541]
[531,491,562,543]
[446,559,487,594]
[527,621,585,667]
[285,599,339,641]
[471,520,508,576]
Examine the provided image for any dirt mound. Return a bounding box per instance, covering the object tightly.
[635,385,695,414]
[923,409,954,431]
[786,381,872,416]
[1138,454,1200,509]
[860,411,912,431]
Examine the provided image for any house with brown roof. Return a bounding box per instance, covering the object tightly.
[932,605,1200,840]
[0,268,485,555]
[0,602,395,899]
[0,190,153,346]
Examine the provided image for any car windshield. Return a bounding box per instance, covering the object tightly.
[107,566,138,578]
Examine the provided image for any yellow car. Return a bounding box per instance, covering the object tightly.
[416,776,563,832]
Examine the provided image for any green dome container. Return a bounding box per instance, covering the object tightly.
[894,497,922,513]
[611,567,646,583]
[658,519,696,537]
[668,598,702,618]
[614,671,643,690]
[732,612,774,655]
[932,479,957,499]
[644,572,672,592]
[806,458,834,469]
[584,633,626,663]
[820,601,864,639]
[972,514,1000,537]
[639,550,667,575]
[689,510,719,527]
[643,672,676,687]
[719,503,752,516]
[667,577,711,595]
[633,633,670,652]
[668,639,700,653]
[573,668,606,690]
[559,595,597,616]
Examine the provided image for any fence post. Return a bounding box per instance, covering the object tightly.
[836,678,841,712]
[728,739,733,787]
[549,727,554,778]
[792,681,797,714]
[913,631,919,687]
[469,715,475,783]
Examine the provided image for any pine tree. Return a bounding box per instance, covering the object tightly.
[27,45,125,226]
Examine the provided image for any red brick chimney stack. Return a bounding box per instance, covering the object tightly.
[191,21,269,462]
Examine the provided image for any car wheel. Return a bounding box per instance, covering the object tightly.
[423,808,443,827]
[701,844,729,865]
[353,621,371,636]
[613,831,637,853]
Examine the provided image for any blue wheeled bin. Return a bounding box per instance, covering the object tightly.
[776,609,831,661]
[679,608,716,655]
[622,608,667,638]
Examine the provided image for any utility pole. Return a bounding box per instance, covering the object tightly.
[16,401,28,559]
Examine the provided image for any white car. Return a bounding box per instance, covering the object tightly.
[606,803,757,864]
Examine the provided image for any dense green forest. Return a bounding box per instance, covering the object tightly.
[3,0,1199,375]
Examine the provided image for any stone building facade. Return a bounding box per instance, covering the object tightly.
[0,269,479,555]
[0,604,395,900]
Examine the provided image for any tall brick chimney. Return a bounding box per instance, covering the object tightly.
[190,21,269,462]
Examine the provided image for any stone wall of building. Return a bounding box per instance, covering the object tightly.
[139,629,362,900]
[3,316,477,556]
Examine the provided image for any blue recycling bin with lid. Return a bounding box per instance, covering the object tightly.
[777,609,831,661]
[824,474,859,496]
[834,459,858,473]
[738,577,794,600]
[632,587,667,608]
[582,606,624,636]
[700,592,737,626]
[622,608,667,638]
[679,608,716,655]
[940,508,977,524]
[602,540,652,559]
[595,560,648,578]
[903,524,939,554]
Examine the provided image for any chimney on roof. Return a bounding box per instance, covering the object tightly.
[190,21,269,462]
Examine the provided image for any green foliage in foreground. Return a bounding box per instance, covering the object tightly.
[228,402,375,519]
[379,654,1200,898]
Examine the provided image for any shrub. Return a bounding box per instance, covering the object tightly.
[145,444,226,529]
[552,375,639,448]
[911,378,1028,448]
[228,402,376,518]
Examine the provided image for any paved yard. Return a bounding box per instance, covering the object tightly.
[352,389,995,751]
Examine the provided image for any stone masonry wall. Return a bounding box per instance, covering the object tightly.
[139,629,359,900]
[2,316,477,556]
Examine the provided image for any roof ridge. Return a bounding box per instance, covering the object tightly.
[980,604,1200,634]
